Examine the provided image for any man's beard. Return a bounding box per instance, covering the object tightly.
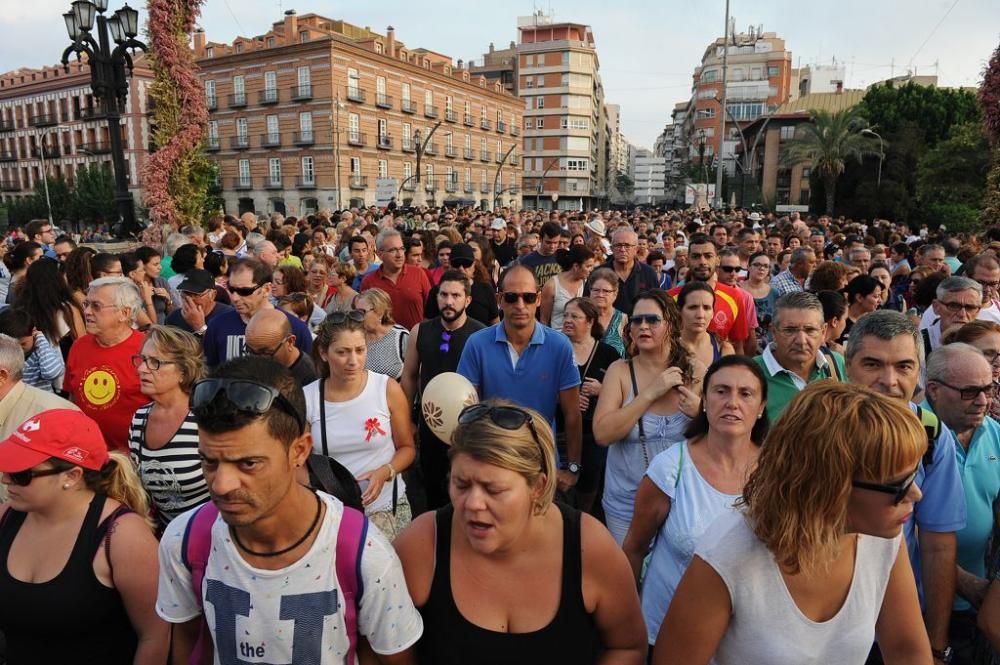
[441,305,466,323]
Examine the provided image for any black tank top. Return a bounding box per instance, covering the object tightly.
[416,316,484,442]
[418,502,600,664]
[0,494,138,665]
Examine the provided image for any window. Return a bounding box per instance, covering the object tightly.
[403,123,411,146]
[236,117,248,139]
[378,118,387,139]
[446,166,455,183]
[525,118,532,129]
[348,113,359,140]
[238,159,250,184]
[780,126,796,140]
[266,37,275,48]
[205,80,216,104]
[701,69,719,83]
[299,112,312,133]
[802,167,811,178]
[401,83,411,103]
[480,137,488,151]
[446,133,453,150]
[567,136,589,151]
[481,169,488,186]
[348,68,360,96]
[376,76,386,98]
[232,76,245,102]
[446,96,453,112]
[536,118,545,129]
[403,162,412,180]
[350,157,360,175]
[206,47,214,58]
[426,164,433,180]
[301,156,314,183]
[496,139,502,155]
[750,67,762,81]
[464,100,471,114]
[299,30,309,43]
[480,105,487,120]
[424,89,433,106]
[297,66,310,92]
[235,43,243,54]
[696,108,716,119]
[464,134,472,150]
[374,42,383,54]
[207,120,218,139]
[378,160,388,178]
[269,158,281,185]
[535,97,544,109]
[565,158,588,171]
[266,115,279,140]
[464,167,471,184]
[264,71,277,92]
[525,78,534,89]
[537,75,545,87]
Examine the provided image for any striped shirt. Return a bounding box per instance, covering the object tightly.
[21,332,64,393]
[366,325,409,380]
[128,404,209,529]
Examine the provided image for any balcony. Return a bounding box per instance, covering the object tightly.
[349,175,368,189]
[480,119,492,130]
[79,142,112,155]
[346,86,365,103]
[0,150,16,162]
[480,150,490,162]
[205,137,220,152]
[31,145,60,159]
[480,183,491,194]
[79,107,107,121]
[463,148,474,160]
[259,89,280,105]
[293,131,314,146]
[260,132,281,148]
[296,177,316,190]
[0,180,20,191]
[228,93,248,109]
[401,99,416,114]
[290,84,313,102]
[230,135,250,150]
[264,178,284,191]
[425,180,437,192]
[445,180,458,193]
[232,178,253,191]
[445,110,457,123]
[423,142,437,156]
[402,180,416,191]
[29,113,58,128]
[497,121,506,134]
[401,139,415,153]
[424,105,438,119]
[0,119,15,132]
[463,113,474,126]
[347,132,366,147]
[511,125,520,136]
[495,153,504,163]
[377,135,393,150]
[464,182,474,193]
[376,93,393,109]
[445,146,457,158]
[206,97,218,111]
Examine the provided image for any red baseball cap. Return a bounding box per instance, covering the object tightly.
[0,410,109,472]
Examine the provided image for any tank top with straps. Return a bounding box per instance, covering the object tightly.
[418,502,600,664]
[0,494,137,665]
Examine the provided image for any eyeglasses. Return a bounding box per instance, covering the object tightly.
[228,283,264,297]
[131,354,177,371]
[612,243,637,250]
[931,379,994,401]
[326,310,365,325]
[590,287,616,295]
[440,330,452,353]
[976,279,1000,292]
[381,246,406,254]
[502,291,539,304]
[938,301,981,315]
[4,466,65,487]
[776,326,824,337]
[190,378,305,433]
[451,259,474,269]
[852,467,920,505]
[629,314,664,327]
[719,265,741,273]
[245,336,290,358]
[458,403,544,462]
[82,300,118,313]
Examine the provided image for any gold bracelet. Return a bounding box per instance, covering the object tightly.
[385,463,397,480]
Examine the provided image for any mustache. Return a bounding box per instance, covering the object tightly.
[212,491,253,504]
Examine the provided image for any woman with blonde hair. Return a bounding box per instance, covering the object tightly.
[127,325,209,530]
[356,287,409,380]
[394,400,647,664]
[325,259,358,314]
[654,381,932,665]
[0,409,168,664]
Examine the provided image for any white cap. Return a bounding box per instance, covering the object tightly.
[490,218,506,230]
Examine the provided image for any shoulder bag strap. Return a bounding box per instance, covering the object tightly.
[319,378,329,457]
[675,442,685,488]
[181,502,220,613]
[821,349,843,382]
[628,359,650,468]
[336,506,369,665]
[581,339,599,379]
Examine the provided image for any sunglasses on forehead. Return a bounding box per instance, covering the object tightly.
[190,378,305,433]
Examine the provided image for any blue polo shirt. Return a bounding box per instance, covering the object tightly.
[457,322,580,437]
[923,400,1000,611]
[905,402,967,607]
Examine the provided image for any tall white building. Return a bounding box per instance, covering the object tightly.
[630,147,667,204]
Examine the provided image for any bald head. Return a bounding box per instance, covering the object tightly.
[244,309,297,367]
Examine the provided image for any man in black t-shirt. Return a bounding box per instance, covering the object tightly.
[487,218,517,267]
[400,270,485,509]
[517,221,562,288]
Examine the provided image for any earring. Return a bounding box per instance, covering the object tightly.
[62,484,70,490]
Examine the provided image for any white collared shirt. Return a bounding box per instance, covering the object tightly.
[762,343,830,390]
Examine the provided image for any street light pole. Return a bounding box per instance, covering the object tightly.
[861,128,884,188]
[61,0,146,238]
[535,157,560,210]
[413,121,443,207]
[714,0,731,209]
[492,143,517,210]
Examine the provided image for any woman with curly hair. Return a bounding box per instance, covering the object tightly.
[63,246,97,308]
[15,258,85,356]
[594,290,703,545]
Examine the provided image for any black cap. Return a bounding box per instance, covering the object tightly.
[450,243,476,265]
[176,269,215,294]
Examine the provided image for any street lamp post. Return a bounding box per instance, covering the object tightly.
[861,128,884,188]
[714,0,731,209]
[61,0,146,237]
[492,143,517,210]
[535,158,560,210]
[412,121,443,207]
[37,127,70,226]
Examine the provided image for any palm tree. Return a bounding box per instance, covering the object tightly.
[781,107,884,214]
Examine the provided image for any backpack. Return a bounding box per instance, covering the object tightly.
[179,497,369,665]
[914,404,942,468]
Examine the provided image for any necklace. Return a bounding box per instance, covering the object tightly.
[231,491,322,558]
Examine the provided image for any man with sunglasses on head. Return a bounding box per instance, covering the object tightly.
[401,270,485,510]
[245,309,317,387]
[422,244,499,326]
[921,344,1000,662]
[202,258,312,367]
[457,265,583,493]
[846,310,967,665]
[157,356,423,665]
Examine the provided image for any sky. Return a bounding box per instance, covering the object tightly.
[2,0,997,149]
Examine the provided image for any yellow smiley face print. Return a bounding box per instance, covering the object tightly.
[82,369,119,407]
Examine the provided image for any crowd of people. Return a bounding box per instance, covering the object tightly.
[0,205,999,663]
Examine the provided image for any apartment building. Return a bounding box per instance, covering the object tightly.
[195,11,523,216]
[630,148,668,205]
[0,59,153,208]
[517,12,609,211]
[468,42,518,95]
[606,104,628,176]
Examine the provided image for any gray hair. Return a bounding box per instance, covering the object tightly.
[773,291,823,326]
[88,277,144,325]
[849,246,871,260]
[789,247,815,266]
[846,310,924,365]
[375,228,402,252]
[180,224,205,240]
[936,276,982,301]
[165,232,189,257]
[245,232,266,252]
[927,342,989,383]
[0,334,25,381]
[252,240,276,258]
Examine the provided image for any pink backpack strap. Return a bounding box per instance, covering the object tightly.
[181,502,219,665]
[336,505,368,665]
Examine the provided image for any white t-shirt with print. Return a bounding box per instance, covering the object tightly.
[156,492,422,664]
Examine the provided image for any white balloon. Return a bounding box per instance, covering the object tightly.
[421,372,479,444]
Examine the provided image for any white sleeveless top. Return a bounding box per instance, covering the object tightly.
[550,273,583,330]
[303,371,405,513]
[695,511,899,665]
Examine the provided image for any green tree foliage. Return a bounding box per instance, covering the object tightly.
[72,164,118,225]
[615,172,635,199]
[916,122,990,206]
[860,82,981,146]
[980,40,1000,227]
[781,107,882,214]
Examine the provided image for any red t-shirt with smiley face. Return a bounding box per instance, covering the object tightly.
[65,330,147,452]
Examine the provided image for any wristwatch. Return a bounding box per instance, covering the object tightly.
[932,646,954,663]
[194,324,208,336]
[567,462,582,475]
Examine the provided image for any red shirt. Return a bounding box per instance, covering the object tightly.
[360,264,432,330]
[668,282,756,343]
[64,330,147,452]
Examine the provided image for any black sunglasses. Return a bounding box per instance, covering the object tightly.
[190,378,305,433]
[228,283,264,297]
[629,314,664,326]
[451,259,474,269]
[458,404,544,461]
[852,466,919,505]
[719,265,741,273]
[326,310,365,324]
[502,291,539,304]
[5,467,64,487]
